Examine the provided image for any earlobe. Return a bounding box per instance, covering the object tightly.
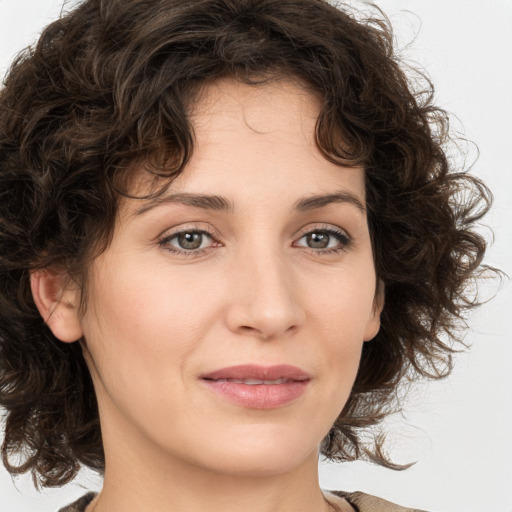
[30,269,83,343]
[364,281,385,342]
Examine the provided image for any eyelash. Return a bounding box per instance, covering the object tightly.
[158,226,219,258]
[157,225,352,257]
[293,226,352,254]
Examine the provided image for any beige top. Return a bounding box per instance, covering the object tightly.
[59,491,427,512]
[331,491,427,512]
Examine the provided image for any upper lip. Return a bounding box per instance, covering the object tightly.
[201,364,310,382]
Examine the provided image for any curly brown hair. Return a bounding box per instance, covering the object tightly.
[0,0,491,488]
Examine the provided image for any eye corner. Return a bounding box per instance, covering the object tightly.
[293,225,352,254]
[157,226,222,257]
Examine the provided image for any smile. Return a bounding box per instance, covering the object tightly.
[208,378,294,385]
[200,365,310,409]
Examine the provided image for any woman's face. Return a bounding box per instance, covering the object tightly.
[78,79,382,478]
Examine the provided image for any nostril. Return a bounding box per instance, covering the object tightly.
[237,323,299,340]
[239,325,258,333]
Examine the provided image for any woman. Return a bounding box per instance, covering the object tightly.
[0,1,491,511]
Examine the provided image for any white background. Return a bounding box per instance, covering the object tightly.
[0,1,511,511]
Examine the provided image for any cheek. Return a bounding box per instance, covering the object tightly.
[305,264,377,388]
[80,262,221,400]
[307,262,377,335]
[86,257,216,335]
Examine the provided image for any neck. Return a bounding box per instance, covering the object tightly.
[97,452,333,512]
[94,423,333,512]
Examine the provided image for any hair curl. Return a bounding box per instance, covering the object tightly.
[0,0,491,487]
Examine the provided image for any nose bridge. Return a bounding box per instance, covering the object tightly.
[227,237,304,339]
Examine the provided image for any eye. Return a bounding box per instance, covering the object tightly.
[160,230,215,252]
[295,228,351,252]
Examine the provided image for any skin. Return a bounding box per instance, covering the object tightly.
[33,79,382,512]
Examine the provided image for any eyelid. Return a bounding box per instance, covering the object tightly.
[156,223,220,241]
[294,223,351,239]
[293,224,352,251]
[157,223,222,256]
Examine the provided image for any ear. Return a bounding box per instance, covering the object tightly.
[30,269,83,343]
[364,280,385,342]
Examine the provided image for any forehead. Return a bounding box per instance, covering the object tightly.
[189,78,321,134]
[124,78,365,211]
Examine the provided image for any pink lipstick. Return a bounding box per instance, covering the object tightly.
[200,364,310,409]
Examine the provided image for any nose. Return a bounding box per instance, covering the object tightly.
[224,248,306,341]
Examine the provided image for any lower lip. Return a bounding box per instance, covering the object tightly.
[202,380,309,409]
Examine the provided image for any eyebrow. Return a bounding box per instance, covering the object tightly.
[134,193,234,216]
[293,191,366,213]
[133,190,365,216]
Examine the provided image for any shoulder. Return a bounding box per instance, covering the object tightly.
[58,493,97,512]
[60,490,426,512]
[330,490,429,512]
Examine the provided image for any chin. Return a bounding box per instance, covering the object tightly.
[186,427,321,478]
[204,452,314,479]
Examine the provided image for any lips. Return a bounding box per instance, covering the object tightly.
[212,377,292,385]
[200,364,310,409]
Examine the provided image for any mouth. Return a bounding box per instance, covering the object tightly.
[205,377,298,385]
[200,364,310,409]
